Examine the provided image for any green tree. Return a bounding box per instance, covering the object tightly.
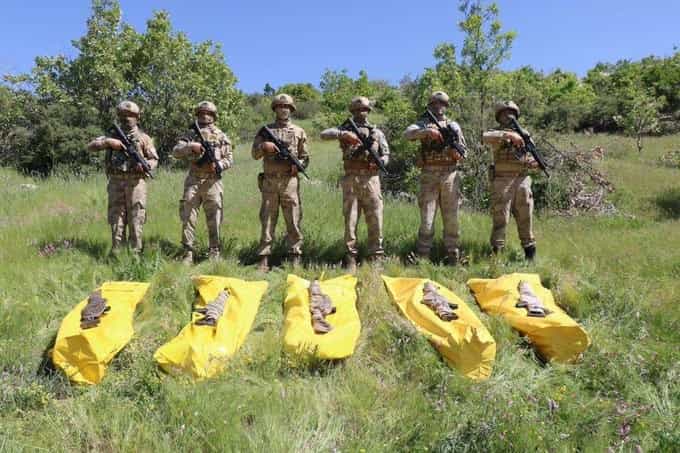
[615,83,665,152]
[458,0,516,136]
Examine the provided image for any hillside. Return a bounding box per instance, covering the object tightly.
[0,134,679,452]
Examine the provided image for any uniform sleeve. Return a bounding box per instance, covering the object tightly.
[482,130,507,146]
[251,129,265,160]
[142,135,159,170]
[297,129,310,169]
[220,134,234,170]
[404,122,428,141]
[87,136,108,152]
[376,129,390,165]
[320,127,342,140]
[450,122,467,148]
[173,134,195,160]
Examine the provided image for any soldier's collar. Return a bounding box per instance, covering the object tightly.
[274,119,291,127]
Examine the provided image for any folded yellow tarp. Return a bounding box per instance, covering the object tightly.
[467,273,590,363]
[154,276,268,380]
[51,281,150,385]
[382,276,496,381]
[283,274,360,360]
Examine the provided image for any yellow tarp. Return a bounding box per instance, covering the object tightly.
[382,276,496,381]
[283,274,360,360]
[51,281,150,385]
[154,275,268,380]
[467,273,591,363]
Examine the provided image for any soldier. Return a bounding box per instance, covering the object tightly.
[404,91,467,265]
[252,94,309,272]
[482,101,538,260]
[320,96,389,272]
[173,101,233,264]
[87,101,158,254]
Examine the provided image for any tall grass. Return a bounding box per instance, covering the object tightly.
[0,135,678,452]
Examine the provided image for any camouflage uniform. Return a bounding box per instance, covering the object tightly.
[252,94,309,267]
[173,102,233,261]
[320,96,389,263]
[87,101,158,252]
[404,91,467,261]
[482,101,537,257]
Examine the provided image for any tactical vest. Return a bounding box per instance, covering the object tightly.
[105,129,144,174]
[189,125,228,175]
[339,123,381,164]
[419,118,457,165]
[492,128,527,174]
[260,123,305,175]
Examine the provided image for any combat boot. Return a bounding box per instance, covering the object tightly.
[345,254,358,273]
[181,250,194,266]
[524,245,536,261]
[491,245,504,255]
[257,256,270,273]
[208,248,221,261]
[445,249,460,266]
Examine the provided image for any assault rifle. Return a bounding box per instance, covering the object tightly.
[260,126,309,179]
[344,117,390,176]
[191,121,222,179]
[111,123,154,179]
[508,116,550,178]
[424,109,467,159]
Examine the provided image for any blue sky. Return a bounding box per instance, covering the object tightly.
[1,0,678,93]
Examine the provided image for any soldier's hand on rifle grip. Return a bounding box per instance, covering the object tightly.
[134,163,144,173]
[447,148,463,162]
[339,131,361,146]
[189,142,204,155]
[426,128,444,143]
[505,131,525,148]
[106,138,125,151]
[261,141,279,155]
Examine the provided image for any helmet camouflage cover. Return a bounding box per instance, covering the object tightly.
[195,101,218,116]
[271,93,296,112]
[494,100,520,121]
[116,100,140,117]
[349,96,372,112]
[428,91,450,106]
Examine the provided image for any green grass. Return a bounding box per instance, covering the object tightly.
[1,134,679,452]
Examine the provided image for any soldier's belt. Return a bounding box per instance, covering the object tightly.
[343,160,379,175]
[421,161,459,172]
[493,169,527,177]
[190,170,219,179]
[263,170,295,177]
[107,171,145,179]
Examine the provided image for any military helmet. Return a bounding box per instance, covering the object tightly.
[494,101,520,121]
[195,101,217,117]
[271,93,296,112]
[349,96,372,112]
[116,101,140,117]
[428,91,450,106]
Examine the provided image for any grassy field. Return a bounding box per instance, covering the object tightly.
[0,134,678,452]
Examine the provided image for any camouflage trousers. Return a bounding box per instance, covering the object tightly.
[342,173,384,257]
[179,174,223,251]
[416,169,462,255]
[490,175,535,249]
[257,174,303,256]
[107,174,147,252]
